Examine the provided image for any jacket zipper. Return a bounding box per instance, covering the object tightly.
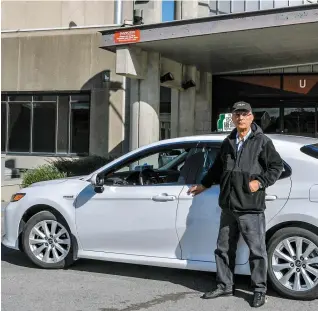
[228,138,237,211]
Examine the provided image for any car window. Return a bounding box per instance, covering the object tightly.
[279,161,292,179]
[300,143,318,159]
[103,143,220,187]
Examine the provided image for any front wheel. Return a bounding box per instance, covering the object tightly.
[267,227,318,300]
[22,211,74,269]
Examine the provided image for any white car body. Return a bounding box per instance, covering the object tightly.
[2,134,318,299]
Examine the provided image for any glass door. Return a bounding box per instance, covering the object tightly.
[282,106,317,137]
[252,107,281,134]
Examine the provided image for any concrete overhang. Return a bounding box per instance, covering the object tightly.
[100,4,318,74]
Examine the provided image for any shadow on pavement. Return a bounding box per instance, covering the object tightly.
[1,243,282,304]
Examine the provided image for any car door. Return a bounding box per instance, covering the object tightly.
[74,141,201,258]
[175,142,230,262]
[176,141,291,265]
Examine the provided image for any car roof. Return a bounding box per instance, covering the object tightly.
[153,133,318,147]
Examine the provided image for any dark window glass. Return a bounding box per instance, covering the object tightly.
[160,102,171,114]
[32,102,56,153]
[300,143,318,159]
[252,108,281,134]
[8,103,31,152]
[70,94,90,102]
[160,87,171,113]
[103,143,220,186]
[1,94,7,101]
[70,102,89,154]
[279,162,292,179]
[283,107,316,137]
[1,103,7,152]
[57,96,69,153]
[160,121,171,140]
[8,95,32,102]
[33,95,57,101]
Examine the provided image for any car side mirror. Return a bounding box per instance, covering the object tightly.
[90,173,104,193]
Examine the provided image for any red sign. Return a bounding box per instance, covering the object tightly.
[114,30,141,44]
[283,75,318,95]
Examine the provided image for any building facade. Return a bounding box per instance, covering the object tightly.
[1,1,135,177]
[102,0,318,150]
[1,0,318,185]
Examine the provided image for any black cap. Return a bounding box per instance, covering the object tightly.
[232,101,252,112]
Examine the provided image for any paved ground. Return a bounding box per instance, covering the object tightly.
[1,208,317,311]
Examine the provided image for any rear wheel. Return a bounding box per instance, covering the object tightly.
[22,211,74,269]
[267,227,318,300]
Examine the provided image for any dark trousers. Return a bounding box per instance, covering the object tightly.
[215,209,268,293]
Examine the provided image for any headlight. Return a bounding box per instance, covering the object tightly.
[10,193,26,202]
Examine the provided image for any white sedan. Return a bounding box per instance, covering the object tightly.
[2,134,318,300]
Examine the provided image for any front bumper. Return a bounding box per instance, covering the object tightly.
[2,202,22,251]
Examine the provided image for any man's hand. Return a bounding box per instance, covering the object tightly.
[249,180,260,193]
[187,184,206,196]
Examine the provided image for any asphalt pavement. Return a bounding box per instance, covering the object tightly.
[1,206,317,311]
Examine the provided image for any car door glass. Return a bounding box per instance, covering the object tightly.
[194,146,220,184]
[103,144,217,187]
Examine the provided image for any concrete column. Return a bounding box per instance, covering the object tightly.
[178,65,196,137]
[181,0,198,19]
[130,52,160,150]
[134,0,162,24]
[174,0,182,20]
[195,71,212,134]
[89,88,109,156]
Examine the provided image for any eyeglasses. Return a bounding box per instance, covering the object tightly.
[233,112,252,118]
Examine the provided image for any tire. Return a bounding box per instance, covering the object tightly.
[22,211,75,269]
[267,227,318,300]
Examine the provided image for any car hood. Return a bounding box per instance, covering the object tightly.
[29,175,88,187]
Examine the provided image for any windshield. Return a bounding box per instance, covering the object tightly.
[300,143,318,159]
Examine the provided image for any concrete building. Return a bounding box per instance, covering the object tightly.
[103,0,318,150]
[1,0,318,195]
[1,1,134,175]
[1,1,135,199]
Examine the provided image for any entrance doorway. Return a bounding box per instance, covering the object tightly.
[212,74,318,138]
[244,98,318,138]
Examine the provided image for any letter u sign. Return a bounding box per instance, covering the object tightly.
[299,79,306,88]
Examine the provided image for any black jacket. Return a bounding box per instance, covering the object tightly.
[201,123,284,212]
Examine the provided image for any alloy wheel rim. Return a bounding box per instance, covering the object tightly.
[28,220,71,264]
[272,236,318,291]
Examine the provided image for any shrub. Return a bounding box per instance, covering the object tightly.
[50,155,117,177]
[22,165,66,188]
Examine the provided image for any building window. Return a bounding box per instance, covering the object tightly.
[33,102,56,153]
[160,86,172,140]
[1,102,7,152]
[8,102,32,152]
[1,93,90,155]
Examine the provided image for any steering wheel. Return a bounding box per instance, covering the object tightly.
[139,168,160,185]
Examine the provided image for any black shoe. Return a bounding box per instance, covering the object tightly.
[201,287,233,299]
[251,292,267,308]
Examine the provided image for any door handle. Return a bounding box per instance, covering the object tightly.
[266,195,277,201]
[152,193,176,202]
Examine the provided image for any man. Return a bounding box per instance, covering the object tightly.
[188,101,283,308]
